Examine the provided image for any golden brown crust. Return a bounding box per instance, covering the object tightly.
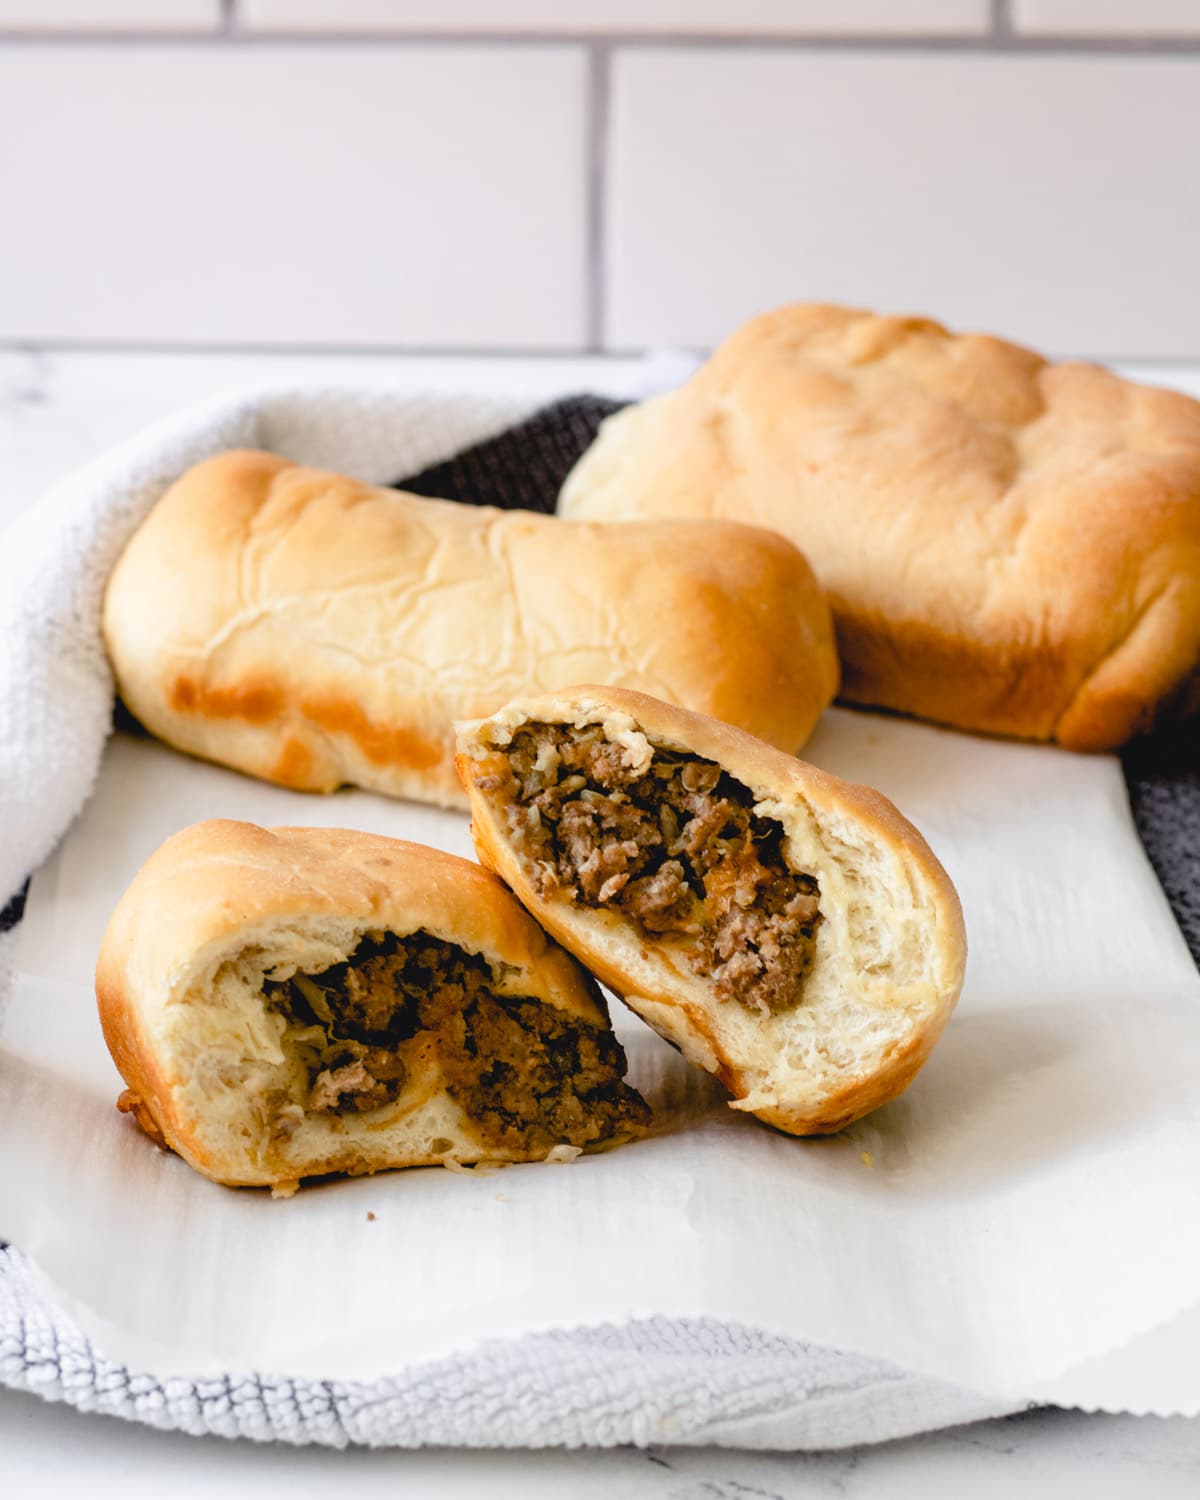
[102,450,839,808]
[745,1023,940,1137]
[457,685,966,1136]
[559,304,1200,752]
[96,821,620,1186]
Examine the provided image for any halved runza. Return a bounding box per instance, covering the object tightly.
[96,821,648,1189]
[456,688,966,1135]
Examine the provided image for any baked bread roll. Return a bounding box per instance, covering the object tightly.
[103,449,838,808]
[96,821,648,1189]
[559,303,1200,752]
[457,686,965,1135]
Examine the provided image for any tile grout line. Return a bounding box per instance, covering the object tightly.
[0,339,1194,366]
[0,338,644,359]
[1,31,1200,53]
[584,42,610,353]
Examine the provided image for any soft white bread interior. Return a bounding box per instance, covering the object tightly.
[457,687,966,1135]
[102,450,838,808]
[96,821,647,1189]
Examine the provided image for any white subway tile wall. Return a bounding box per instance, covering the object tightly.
[0,45,587,347]
[0,0,218,26]
[1011,1,1200,36]
[606,50,1200,358]
[239,1,990,35]
[0,6,1197,356]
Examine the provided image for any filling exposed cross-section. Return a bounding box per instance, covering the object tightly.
[488,723,822,1016]
[263,930,647,1151]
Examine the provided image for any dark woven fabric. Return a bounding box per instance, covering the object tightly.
[394,394,627,515]
[1123,726,1200,966]
[0,882,25,936]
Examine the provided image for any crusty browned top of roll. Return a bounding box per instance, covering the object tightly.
[559,303,1200,752]
[102,450,839,807]
[457,685,966,1137]
[96,820,648,1189]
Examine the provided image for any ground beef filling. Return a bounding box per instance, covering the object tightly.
[492,724,822,1016]
[265,932,646,1151]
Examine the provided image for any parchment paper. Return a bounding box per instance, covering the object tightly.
[4,707,1200,1409]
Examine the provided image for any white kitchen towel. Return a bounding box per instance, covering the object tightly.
[0,1246,1011,1449]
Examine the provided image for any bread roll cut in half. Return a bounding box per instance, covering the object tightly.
[102,449,838,809]
[560,303,1200,751]
[457,687,966,1135]
[96,821,648,1189]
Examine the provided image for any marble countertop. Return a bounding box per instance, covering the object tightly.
[7,1380,1200,1500]
[4,345,1200,1495]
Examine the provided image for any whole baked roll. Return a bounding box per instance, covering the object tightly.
[102,449,838,807]
[456,686,965,1136]
[96,821,649,1189]
[559,303,1200,752]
